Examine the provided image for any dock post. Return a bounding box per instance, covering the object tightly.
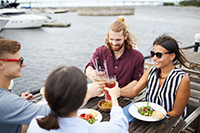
[194,33,200,52]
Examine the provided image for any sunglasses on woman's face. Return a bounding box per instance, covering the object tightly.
[0,57,24,67]
[150,51,171,59]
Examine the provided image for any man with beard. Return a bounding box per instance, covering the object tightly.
[85,16,144,90]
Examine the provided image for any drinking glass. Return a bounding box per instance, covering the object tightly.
[105,75,116,102]
[94,69,106,97]
[94,69,106,82]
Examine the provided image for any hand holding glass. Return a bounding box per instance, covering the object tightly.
[105,76,116,102]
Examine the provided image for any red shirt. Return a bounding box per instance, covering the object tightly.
[85,45,144,88]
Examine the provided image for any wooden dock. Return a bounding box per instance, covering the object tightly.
[182,50,200,71]
[42,22,71,27]
[77,7,135,16]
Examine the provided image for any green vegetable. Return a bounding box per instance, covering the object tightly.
[88,118,97,124]
[138,102,153,116]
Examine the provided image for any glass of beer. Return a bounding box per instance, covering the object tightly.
[105,75,116,102]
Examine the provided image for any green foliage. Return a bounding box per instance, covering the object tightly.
[179,1,200,7]
[163,2,175,6]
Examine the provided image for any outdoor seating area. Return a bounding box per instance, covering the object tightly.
[28,47,200,133]
[29,60,200,133]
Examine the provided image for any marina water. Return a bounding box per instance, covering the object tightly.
[0,6,200,95]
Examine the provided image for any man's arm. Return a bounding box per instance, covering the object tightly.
[120,67,150,98]
[120,52,144,97]
[0,92,50,125]
[120,80,137,93]
[85,66,96,81]
[21,92,33,100]
[132,53,144,81]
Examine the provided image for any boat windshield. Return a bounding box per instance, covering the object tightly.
[2,12,25,15]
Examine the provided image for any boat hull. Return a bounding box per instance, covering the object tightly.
[3,14,47,29]
[0,19,8,32]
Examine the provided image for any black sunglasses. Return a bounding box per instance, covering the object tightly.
[19,57,24,66]
[150,51,171,59]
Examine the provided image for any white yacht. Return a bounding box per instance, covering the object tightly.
[0,19,8,32]
[0,8,47,29]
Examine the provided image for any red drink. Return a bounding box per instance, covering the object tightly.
[105,79,116,102]
[105,81,116,88]
[105,90,111,102]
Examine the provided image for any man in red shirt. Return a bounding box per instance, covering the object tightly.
[85,16,144,90]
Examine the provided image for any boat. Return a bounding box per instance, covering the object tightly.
[1,0,20,9]
[0,8,47,29]
[0,18,8,32]
[0,2,20,9]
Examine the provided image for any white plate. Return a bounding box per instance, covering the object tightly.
[128,102,166,122]
[78,109,102,123]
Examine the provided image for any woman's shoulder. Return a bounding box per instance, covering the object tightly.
[181,74,190,83]
[173,67,187,76]
[147,66,157,74]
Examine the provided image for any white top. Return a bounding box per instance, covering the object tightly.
[27,106,128,133]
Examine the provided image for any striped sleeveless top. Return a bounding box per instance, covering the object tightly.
[146,66,187,118]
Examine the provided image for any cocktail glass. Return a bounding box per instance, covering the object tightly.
[94,69,106,82]
[94,69,106,97]
[105,76,116,102]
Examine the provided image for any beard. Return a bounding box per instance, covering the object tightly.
[110,43,124,51]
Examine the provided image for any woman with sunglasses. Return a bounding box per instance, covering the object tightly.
[120,35,190,118]
[27,66,128,133]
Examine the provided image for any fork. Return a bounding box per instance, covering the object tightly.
[147,107,155,112]
[132,102,139,110]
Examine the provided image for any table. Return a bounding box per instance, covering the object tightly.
[182,50,200,71]
[31,93,186,133]
[83,96,186,133]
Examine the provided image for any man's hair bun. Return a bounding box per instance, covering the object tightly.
[117,16,126,23]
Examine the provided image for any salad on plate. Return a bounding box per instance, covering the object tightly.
[78,109,102,124]
[129,102,166,122]
[138,102,154,116]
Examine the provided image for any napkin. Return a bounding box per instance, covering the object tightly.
[123,103,135,122]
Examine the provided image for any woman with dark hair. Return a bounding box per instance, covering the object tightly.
[121,35,190,118]
[27,66,128,132]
